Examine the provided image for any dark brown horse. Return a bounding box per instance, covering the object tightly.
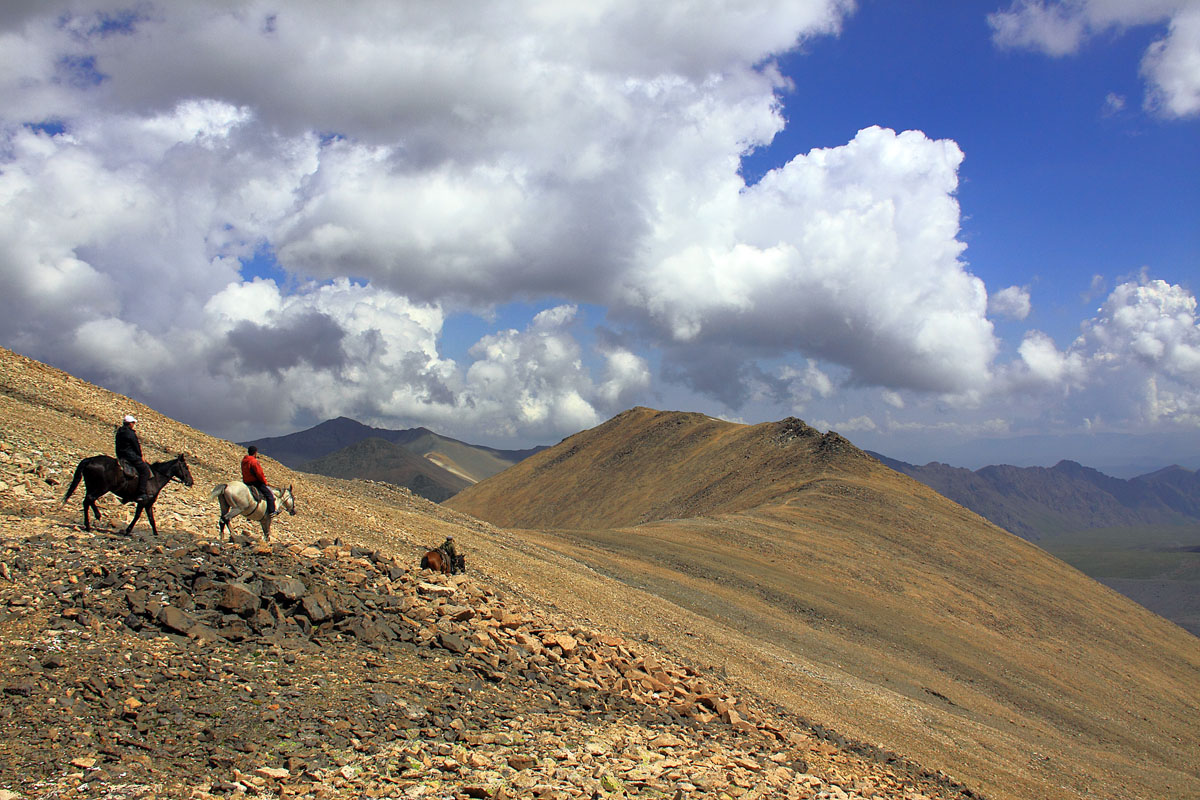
[420,548,465,575]
[61,454,193,535]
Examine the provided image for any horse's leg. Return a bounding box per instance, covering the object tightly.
[144,504,158,537]
[221,506,242,540]
[124,504,143,535]
[216,497,230,541]
[82,495,92,532]
[261,517,271,542]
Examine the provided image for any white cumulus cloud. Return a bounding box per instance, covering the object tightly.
[990,285,1033,320]
[2,0,1190,453]
[1142,3,1200,116]
[10,0,984,446]
[624,125,994,397]
[1003,275,1200,427]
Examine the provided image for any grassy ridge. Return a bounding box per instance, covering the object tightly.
[450,408,1200,800]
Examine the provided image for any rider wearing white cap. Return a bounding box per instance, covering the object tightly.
[115,414,151,502]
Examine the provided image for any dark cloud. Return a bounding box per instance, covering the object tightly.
[401,351,457,406]
[660,343,778,409]
[226,310,347,375]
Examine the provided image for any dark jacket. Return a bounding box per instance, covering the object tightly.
[115,424,143,463]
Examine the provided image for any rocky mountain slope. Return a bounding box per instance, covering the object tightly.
[0,346,978,800]
[449,407,1200,800]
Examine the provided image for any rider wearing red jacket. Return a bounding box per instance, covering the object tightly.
[241,446,276,516]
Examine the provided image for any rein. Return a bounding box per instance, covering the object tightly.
[153,458,183,482]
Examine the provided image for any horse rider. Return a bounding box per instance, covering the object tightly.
[440,535,459,573]
[115,414,151,503]
[241,445,277,517]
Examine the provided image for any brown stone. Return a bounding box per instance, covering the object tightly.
[507,755,536,770]
[156,605,196,634]
[219,582,260,616]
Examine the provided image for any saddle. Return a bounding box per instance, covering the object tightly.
[246,484,264,503]
[118,459,138,479]
[437,548,466,575]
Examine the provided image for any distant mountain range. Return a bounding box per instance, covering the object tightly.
[869,453,1200,636]
[241,417,545,502]
[868,454,1200,540]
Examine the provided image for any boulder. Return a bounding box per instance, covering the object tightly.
[219,582,260,616]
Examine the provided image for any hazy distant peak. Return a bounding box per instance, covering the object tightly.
[1134,464,1194,480]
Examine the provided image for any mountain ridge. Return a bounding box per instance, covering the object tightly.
[868,453,1200,537]
[449,407,1200,799]
[2,347,1198,799]
[242,416,545,479]
[241,416,546,501]
[452,407,873,530]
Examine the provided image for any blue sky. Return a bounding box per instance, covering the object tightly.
[753,1,1198,347]
[1,1,1198,476]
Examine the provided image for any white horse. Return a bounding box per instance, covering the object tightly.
[209,481,295,541]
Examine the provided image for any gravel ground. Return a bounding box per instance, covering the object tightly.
[0,517,969,800]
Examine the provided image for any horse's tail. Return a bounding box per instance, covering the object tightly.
[208,483,226,501]
[61,461,86,506]
[420,552,431,570]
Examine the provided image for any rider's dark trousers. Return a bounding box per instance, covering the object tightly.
[132,460,151,496]
[245,480,275,515]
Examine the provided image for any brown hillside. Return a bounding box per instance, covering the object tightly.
[448,408,1200,800]
[0,346,991,800]
[450,407,873,529]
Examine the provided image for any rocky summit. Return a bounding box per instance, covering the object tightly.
[0,348,972,799]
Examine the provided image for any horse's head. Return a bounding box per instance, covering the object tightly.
[172,453,195,487]
[279,484,296,515]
